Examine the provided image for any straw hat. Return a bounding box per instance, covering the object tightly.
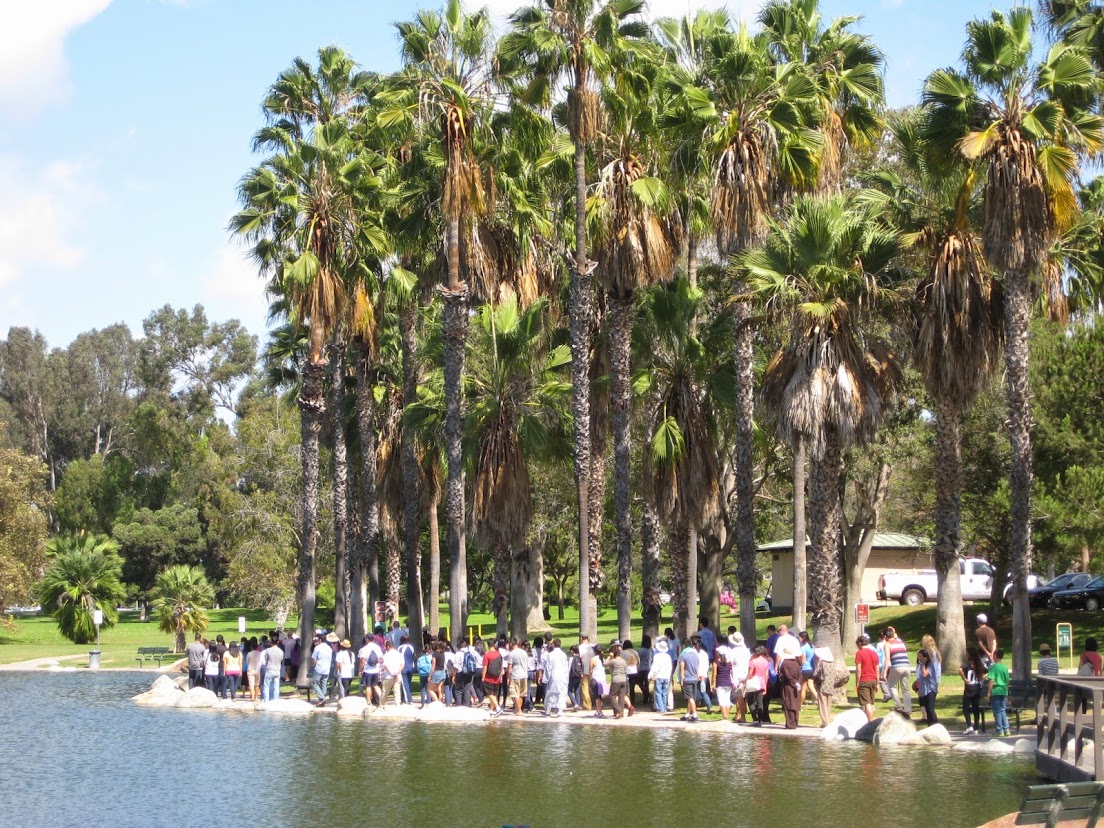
[325,632,339,643]
[814,646,834,663]
[340,639,351,649]
[729,632,745,647]
[656,638,669,653]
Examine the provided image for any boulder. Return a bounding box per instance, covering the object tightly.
[256,698,317,715]
[336,696,368,716]
[131,675,185,707]
[854,718,883,743]
[172,675,191,690]
[1012,738,1035,755]
[175,687,218,709]
[821,708,871,741]
[872,712,918,746]
[900,724,952,746]
[978,738,1014,754]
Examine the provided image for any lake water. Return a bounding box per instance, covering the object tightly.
[0,671,1038,828]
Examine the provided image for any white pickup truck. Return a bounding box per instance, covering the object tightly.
[877,558,1011,606]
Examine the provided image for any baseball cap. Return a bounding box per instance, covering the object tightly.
[977,613,988,623]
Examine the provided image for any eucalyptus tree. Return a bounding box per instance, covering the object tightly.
[636,277,729,642]
[922,6,1104,678]
[231,47,386,684]
[384,0,499,640]
[744,195,904,657]
[859,111,1002,668]
[499,0,650,637]
[591,46,682,640]
[701,21,821,638]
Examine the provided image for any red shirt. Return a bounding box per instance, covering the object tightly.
[482,649,502,684]
[855,647,880,683]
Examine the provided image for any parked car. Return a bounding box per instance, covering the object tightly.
[1028,572,1094,608]
[878,558,995,606]
[1050,576,1104,611]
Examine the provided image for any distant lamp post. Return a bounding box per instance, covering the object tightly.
[89,608,104,669]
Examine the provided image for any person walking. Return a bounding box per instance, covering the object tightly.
[678,640,700,722]
[882,626,912,716]
[745,646,772,726]
[777,637,803,729]
[605,644,630,719]
[578,634,594,711]
[854,634,880,722]
[543,639,569,717]
[727,632,751,724]
[649,637,674,714]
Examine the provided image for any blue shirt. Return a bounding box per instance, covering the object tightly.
[698,627,717,661]
[800,642,816,675]
[678,648,699,681]
[312,643,333,676]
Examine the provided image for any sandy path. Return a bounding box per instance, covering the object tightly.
[0,654,88,671]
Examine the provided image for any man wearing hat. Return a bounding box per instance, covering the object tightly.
[975,614,997,667]
[649,637,674,713]
[1037,643,1059,676]
[727,632,751,723]
[311,632,337,706]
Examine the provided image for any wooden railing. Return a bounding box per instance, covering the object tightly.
[1036,676,1104,782]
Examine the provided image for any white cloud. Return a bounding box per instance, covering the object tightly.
[0,155,93,287]
[200,243,270,334]
[0,0,113,118]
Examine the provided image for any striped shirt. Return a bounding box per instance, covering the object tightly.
[888,638,910,669]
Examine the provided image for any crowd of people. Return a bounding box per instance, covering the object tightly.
[180,611,1075,734]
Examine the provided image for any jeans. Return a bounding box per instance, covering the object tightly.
[455,673,475,707]
[654,679,670,712]
[568,675,581,708]
[225,673,241,699]
[918,691,938,725]
[205,675,219,693]
[991,694,1009,733]
[963,687,982,729]
[189,668,204,689]
[401,669,414,704]
[263,670,280,702]
[696,676,714,712]
[311,672,329,703]
[419,675,430,704]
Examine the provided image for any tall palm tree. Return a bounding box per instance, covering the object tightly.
[36,535,127,645]
[637,277,729,642]
[859,111,1003,669]
[385,1,498,642]
[698,21,821,639]
[499,0,650,638]
[232,49,385,685]
[592,49,682,640]
[745,195,904,657]
[923,6,1104,678]
[152,564,215,653]
[1042,1,1104,67]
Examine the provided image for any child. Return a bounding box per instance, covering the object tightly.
[986,648,1011,737]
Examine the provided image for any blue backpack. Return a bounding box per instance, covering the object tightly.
[416,653,432,678]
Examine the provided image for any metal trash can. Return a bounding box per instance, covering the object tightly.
[88,650,101,669]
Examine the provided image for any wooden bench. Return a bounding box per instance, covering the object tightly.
[136,646,171,667]
[1016,782,1104,826]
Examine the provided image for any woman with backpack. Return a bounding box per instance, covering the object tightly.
[567,645,583,710]
[416,648,433,705]
[959,646,986,735]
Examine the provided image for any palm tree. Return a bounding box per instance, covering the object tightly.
[698,20,821,639]
[592,48,682,640]
[35,535,127,645]
[859,111,1003,669]
[385,1,498,642]
[232,48,385,686]
[745,195,904,657]
[152,564,215,653]
[923,6,1104,678]
[500,0,649,638]
[637,277,729,642]
[1042,1,1104,67]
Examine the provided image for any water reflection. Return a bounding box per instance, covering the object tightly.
[0,673,1036,828]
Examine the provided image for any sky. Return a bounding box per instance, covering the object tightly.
[0,0,1002,350]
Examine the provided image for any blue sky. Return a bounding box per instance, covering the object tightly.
[0,0,998,349]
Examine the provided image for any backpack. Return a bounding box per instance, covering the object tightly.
[367,648,379,668]
[487,653,503,679]
[462,650,479,675]
[570,655,582,679]
[417,653,432,677]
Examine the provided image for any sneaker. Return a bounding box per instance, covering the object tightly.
[963,727,975,735]
[680,715,689,721]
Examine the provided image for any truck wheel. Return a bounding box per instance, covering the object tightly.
[1087,597,1100,612]
[902,589,924,607]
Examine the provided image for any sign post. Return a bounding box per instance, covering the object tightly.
[90,608,104,669]
[1057,622,1074,670]
[855,603,870,638]
[238,616,247,635]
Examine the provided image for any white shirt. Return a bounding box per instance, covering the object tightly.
[775,633,801,662]
[544,647,568,685]
[358,642,383,675]
[649,651,673,681]
[695,649,710,680]
[579,642,594,675]
[336,649,354,679]
[729,645,751,682]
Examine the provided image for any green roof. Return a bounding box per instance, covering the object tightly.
[758,532,931,552]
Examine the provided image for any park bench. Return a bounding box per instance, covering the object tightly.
[136,646,171,668]
[1016,782,1104,827]
[984,678,1037,734]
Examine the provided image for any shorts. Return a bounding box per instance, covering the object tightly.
[683,679,699,701]
[247,671,259,686]
[483,680,500,697]
[430,670,447,684]
[361,672,381,687]
[509,678,528,699]
[716,686,733,707]
[858,680,878,706]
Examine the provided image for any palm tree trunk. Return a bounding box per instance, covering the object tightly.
[428,490,440,637]
[609,293,634,641]
[933,398,967,670]
[687,523,698,638]
[670,522,689,642]
[399,303,425,650]
[587,411,606,637]
[295,357,325,688]
[791,434,807,631]
[356,352,381,641]
[331,341,349,640]
[441,207,469,644]
[1004,267,1034,681]
[494,542,510,638]
[348,462,367,646]
[571,78,594,640]
[641,501,661,644]
[808,429,844,660]
[733,294,758,644]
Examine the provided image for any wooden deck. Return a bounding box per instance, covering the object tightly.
[1036,676,1104,782]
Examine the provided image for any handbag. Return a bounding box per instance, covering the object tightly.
[745,675,763,693]
[911,679,919,692]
